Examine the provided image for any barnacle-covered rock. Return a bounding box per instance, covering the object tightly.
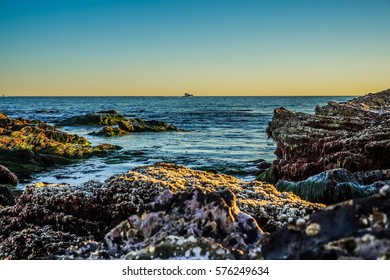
[0,180,143,259]
[0,163,322,259]
[104,189,264,259]
[261,185,390,259]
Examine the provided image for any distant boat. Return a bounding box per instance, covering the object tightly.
[183,93,193,97]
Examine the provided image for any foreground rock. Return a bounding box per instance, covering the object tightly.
[57,111,181,136]
[0,165,18,186]
[262,185,390,259]
[260,89,390,203]
[0,163,322,259]
[0,112,120,179]
[104,188,263,259]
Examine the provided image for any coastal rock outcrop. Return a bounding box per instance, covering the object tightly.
[57,111,180,136]
[0,113,120,179]
[0,163,322,259]
[91,119,180,137]
[260,89,390,203]
[57,112,127,126]
[261,185,390,259]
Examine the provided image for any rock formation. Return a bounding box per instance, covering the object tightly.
[0,112,120,179]
[260,89,390,203]
[57,111,181,137]
[261,185,390,260]
[0,163,322,259]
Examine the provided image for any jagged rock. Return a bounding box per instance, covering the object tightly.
[264,89,390,184]
[0,113,120,179]
[104,189,264,259]
[276,168,390,204]
[0,163,322,259]
[258,89,390,201]
[261,185,390,259]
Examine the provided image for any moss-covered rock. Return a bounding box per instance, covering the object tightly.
[276,168,390,204]
[57,112,126,126]
[90,118,181,137]
[0,113,120,179]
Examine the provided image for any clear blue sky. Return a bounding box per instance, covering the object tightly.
[0,0,389,96]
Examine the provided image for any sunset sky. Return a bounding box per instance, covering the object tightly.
[0,0,389,96]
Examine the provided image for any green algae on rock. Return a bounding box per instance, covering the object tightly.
[0,113,120,179]
[276,168,390,204]
[56,111,181,136]
[57,112,127,126]
[90,118,181,137]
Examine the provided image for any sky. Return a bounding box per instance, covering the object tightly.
[0,0,389,96]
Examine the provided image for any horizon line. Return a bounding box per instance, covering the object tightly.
[2,95,358,98]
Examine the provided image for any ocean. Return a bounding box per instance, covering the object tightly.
[0,96,352,187]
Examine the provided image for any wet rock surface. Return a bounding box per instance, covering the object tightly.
[260,89,390,203]
[276,168,390,204]
[265,89,390,183]
[57,112,127,126]
[0,112,120,179]
[261,185,390,260]
[57,111,181,136]
[0,163,322,259]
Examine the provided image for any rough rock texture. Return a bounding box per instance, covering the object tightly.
[276,168,390,204]
[0,113,120,179]
[0,165,18,185]
[264,89,390,183]
[262,185,390,260]
[0,163,322,259]
[0,185,15,208]
[57,111,180,136]
[104,189,264,259]
[0,180,141,259]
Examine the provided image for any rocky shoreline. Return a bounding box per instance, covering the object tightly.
[0,89,390,259]
[259,89,390,204]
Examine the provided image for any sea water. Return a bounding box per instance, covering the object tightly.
[0,96,352,187]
